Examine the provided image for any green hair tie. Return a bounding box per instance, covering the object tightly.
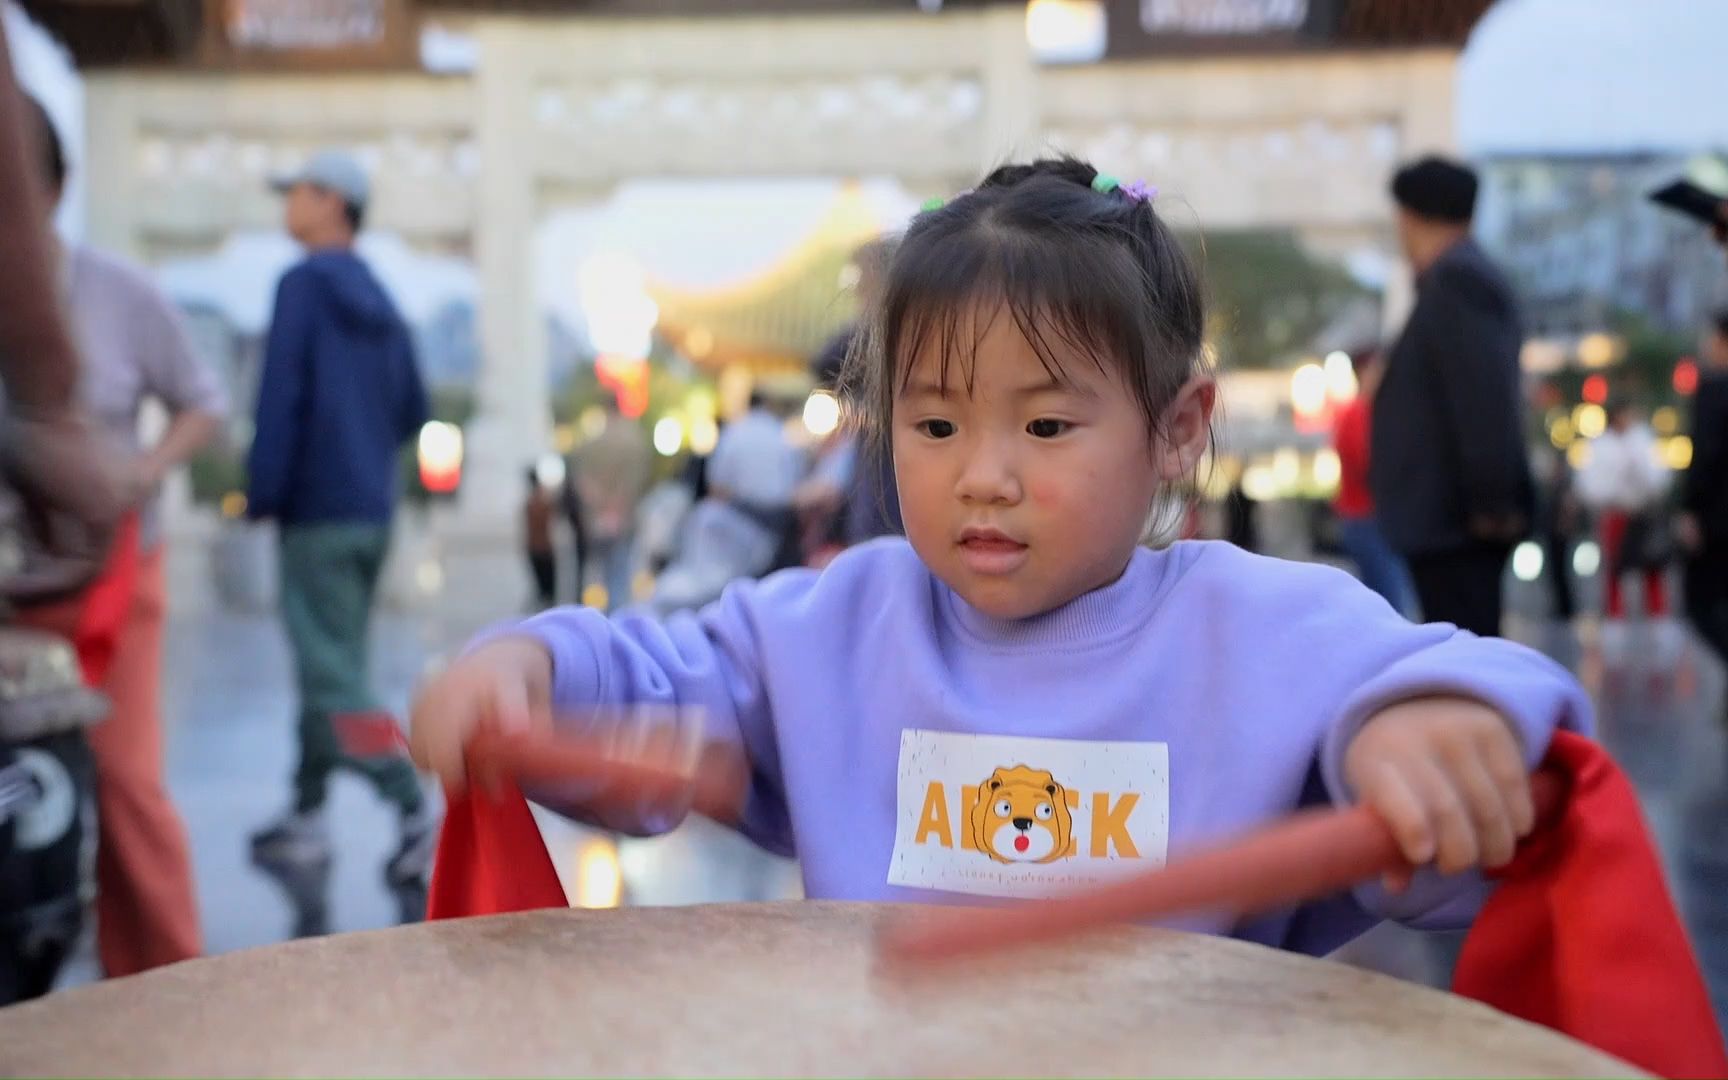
[1091,173,1121,195]
[920,196,946,212]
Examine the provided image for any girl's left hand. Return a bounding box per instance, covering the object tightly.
[1344,696,1535,891]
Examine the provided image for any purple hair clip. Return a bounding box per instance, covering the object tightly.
[1122,179,1158,203]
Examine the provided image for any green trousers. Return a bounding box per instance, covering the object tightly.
[279,523,421,814]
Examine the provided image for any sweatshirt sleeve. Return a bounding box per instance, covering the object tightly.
[501,578,793,854]
[246,268,316,519]
[1315,603,1593,930]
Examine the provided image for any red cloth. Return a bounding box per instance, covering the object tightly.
[429,732,1726,1076]
[1332,396,1374,518]
[15,514,141,687]
[427,779,567,919]
[1454,730,1727,1078]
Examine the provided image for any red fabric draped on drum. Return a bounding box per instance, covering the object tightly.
[428,779,565,919]
[1455,733,1727,1079]
[429,732,1727,1079]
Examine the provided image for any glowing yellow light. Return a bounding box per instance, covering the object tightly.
[1311,448,1341,492]
[1548,416,1574,449]
[572,838,622,909]
[1652,406,1679,436]
[652,416,684,457]
[1272,447,1300,491]
[1573,403,1607,440]
[417,421,462,470]
[803,390,841,437]
[1577,333,1618,369]
[690,416,720,456]
[220,491,248,518]
[1241,464,1278,503]
[1567,441,1592,470]
[1290,363,1327,417]
[553,423,577,454]
[579,252,658,360]
[718,367,754,420]
[1663,436,1693,470]
[1323,351,1358,401]
[417,421,464,493]
[582,583,609,609]
[578,406,606,440]
[685,326,714,360]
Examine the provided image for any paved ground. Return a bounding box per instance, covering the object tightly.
[48,519,1728,1036]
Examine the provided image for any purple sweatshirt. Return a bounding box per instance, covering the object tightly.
[511,538,1590,955]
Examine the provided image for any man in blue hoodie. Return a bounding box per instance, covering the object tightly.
[246,150,434,885]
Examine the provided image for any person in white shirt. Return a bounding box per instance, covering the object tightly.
[649,394,806,612]
[1576,400,1670,623]
[707,393,805,511]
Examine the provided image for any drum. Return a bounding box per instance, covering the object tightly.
[0,901,1641,1078]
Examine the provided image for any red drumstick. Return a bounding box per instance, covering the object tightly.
[881,769,1566,964]
[464,723,749,824]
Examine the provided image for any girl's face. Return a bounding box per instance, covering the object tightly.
[892,304,1212,621]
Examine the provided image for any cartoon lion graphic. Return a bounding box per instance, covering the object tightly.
[969,765,1074,864]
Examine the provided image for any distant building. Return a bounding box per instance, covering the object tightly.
[1475,153,1728,338]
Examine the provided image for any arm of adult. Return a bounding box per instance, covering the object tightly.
[132,271,228,500]
[1418,262,1528,533]
[245,268,316,519]
[0,23,122,526]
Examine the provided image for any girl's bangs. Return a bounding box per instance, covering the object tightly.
[887,232,1144,400]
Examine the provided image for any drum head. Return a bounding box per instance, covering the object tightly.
[0,902,1642,1078]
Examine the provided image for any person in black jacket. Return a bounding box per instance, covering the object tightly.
[1678,308,1728,668]
[1371,156,1534,637]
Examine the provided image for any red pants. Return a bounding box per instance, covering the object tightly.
[19,546,203,976]
[1601,510,1667,619]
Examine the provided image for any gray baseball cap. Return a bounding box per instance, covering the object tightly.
[270,149,370,209]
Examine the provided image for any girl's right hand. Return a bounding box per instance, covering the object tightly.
[409,637,554,791]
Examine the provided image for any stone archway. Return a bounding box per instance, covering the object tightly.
[79,3,1459,521]
[463,6,1032,509]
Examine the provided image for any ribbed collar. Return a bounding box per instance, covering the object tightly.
[940,545,1178,651]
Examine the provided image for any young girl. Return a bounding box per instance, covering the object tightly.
[413,158,1589,955]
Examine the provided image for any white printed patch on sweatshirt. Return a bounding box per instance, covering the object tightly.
[887,728,1170,900]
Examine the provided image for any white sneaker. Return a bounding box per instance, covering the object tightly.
[250,808,331,867]
[1651,617,1687,669]
[1600,618,1630,661]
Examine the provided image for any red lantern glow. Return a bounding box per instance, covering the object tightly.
[1674,358,1700,396]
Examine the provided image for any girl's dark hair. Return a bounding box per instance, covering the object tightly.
[844,156,1207,470]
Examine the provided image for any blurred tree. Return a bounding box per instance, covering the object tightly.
[1611,309,1693,407]
[1184,229,1372,370]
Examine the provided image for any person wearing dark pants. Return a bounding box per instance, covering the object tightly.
[524,467,558,609]
[279,525,422,812]
[246,150,435,885]
[1371,157,1533,638]
[1406,544,1515,638]
[1679,310,1728,671]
